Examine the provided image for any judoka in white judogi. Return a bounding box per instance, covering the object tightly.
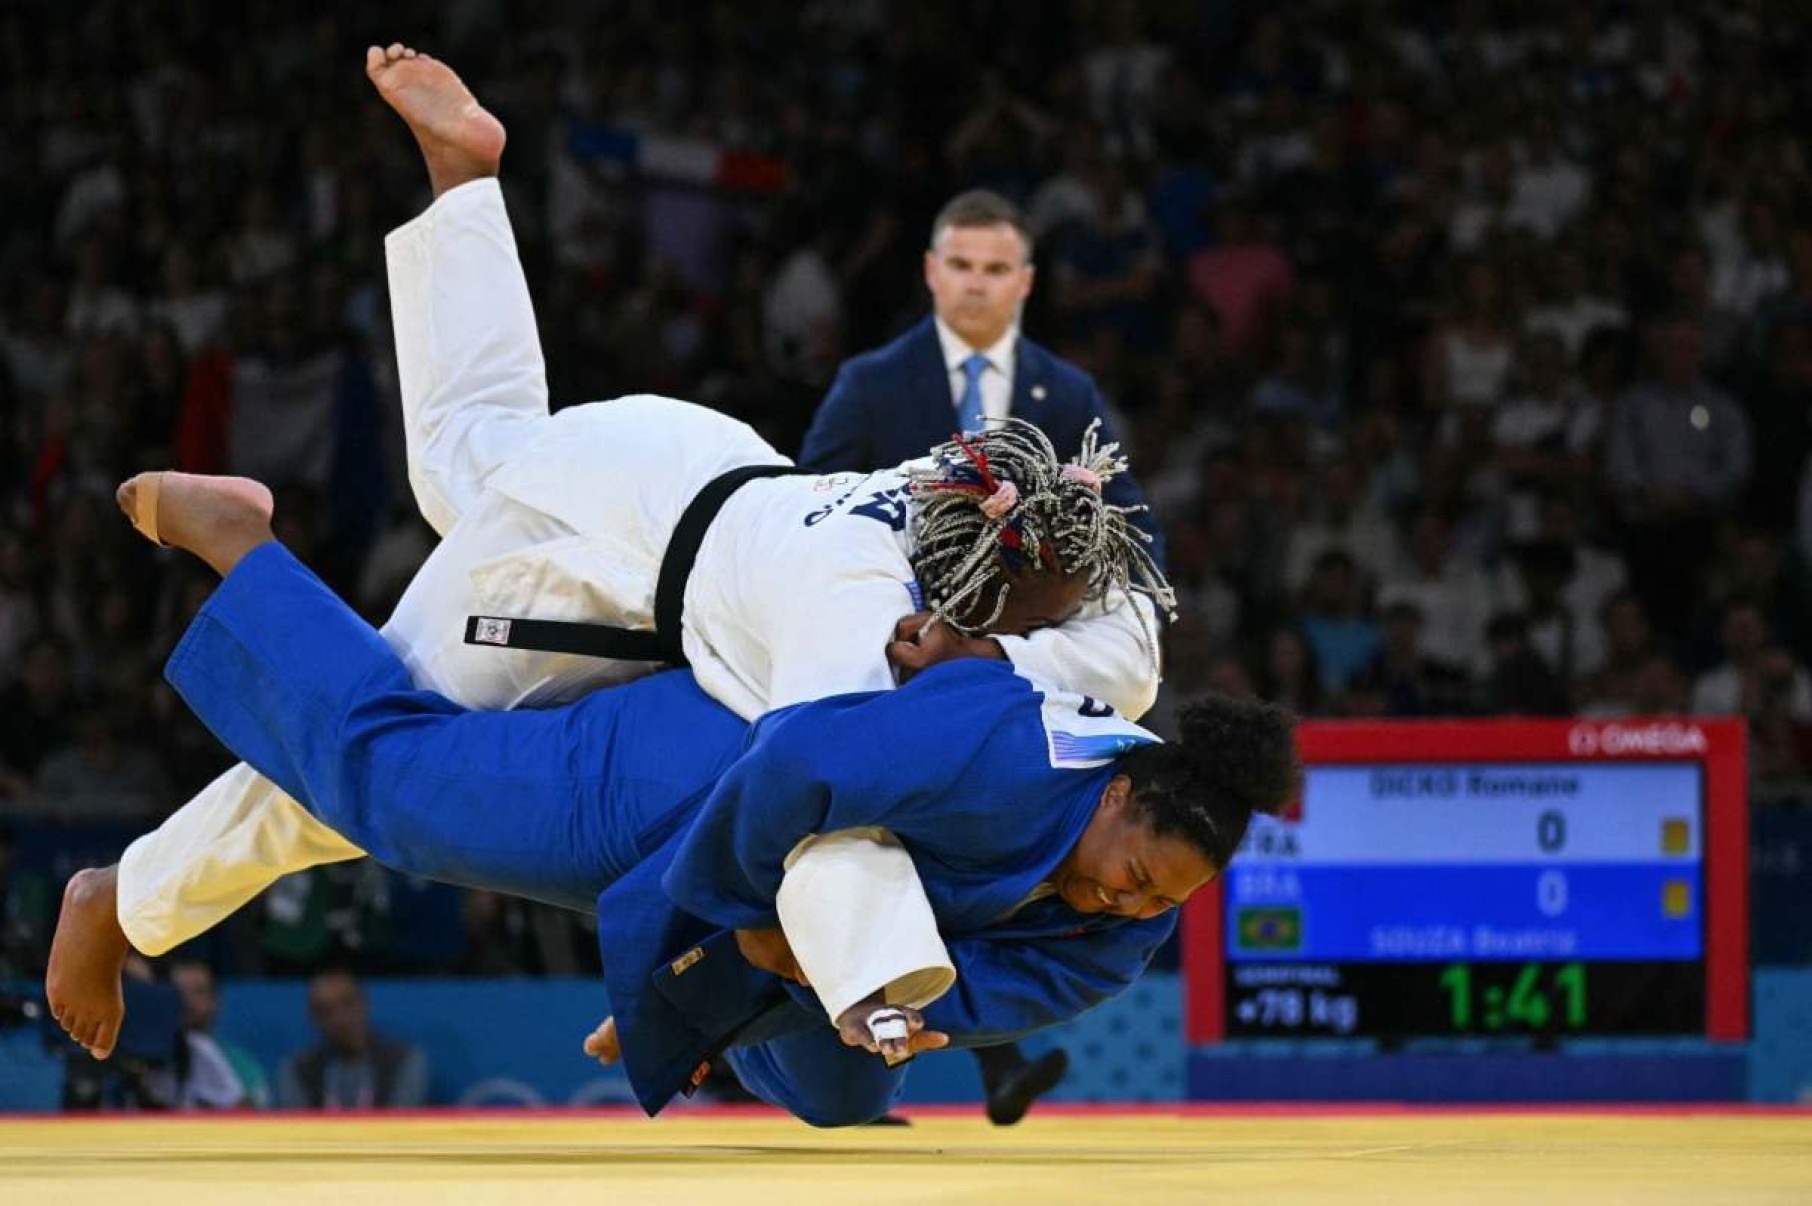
[114,179,1167,1002]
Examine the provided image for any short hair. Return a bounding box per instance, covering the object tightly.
[906,419,1174,652]
[929,190,1034,261]
[1116,693,1301,873]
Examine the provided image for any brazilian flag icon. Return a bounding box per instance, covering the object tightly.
[1236,906,1303,952]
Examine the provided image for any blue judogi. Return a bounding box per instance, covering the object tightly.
[165,543,1173,1124]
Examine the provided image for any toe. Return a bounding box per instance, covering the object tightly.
[386,42,406,61]
[91,1026,117,1061]
[366,46,384,74]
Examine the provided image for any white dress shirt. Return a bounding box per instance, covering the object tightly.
[934,317,1018,425]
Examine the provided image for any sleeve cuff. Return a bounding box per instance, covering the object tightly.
[775,827,957,1022]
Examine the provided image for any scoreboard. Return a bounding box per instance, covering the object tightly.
[1184,718,1749,1044]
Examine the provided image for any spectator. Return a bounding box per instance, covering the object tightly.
[145,243,228,355]
[1185,193,1293,370]
[1049,161,1164,350]
[1580,649,1692,720]
[1507,117,1590,242]
[1698,527,1806,663]
[1491,330,1599,540]
[1750,225,1812,364]
[1523,493,1629,624]
[1447,140,1516,254]
[1577,592,1663,716]
[1355,600,1473,718]
[1297,548,1382,697]
[1479,612,1572,716]
[1506,540,1605,685]
[1283,456,1396,598]
[1252,624,1324,716]
[1691,597,1812,720]
[1523,246,1628,359]
[277,969,428,1110]
[31,697,170,822]
[1250,320,1342,430]
[1423,257,1516,411]
[1747,646,1812,788]
[1710,196,1791,319]
[147,959,269,1109]
[1377,507,1494,673]
[1607,314,1753,637]
[1080,8,1169,155]
[1663,245,1746,382]
[761,223,845,394]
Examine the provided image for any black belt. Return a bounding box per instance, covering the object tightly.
[463,463,807,666]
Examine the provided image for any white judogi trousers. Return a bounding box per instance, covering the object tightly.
[117,180,952,1017]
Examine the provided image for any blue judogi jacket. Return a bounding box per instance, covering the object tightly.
[163,543,1175,1117]
[605,660,1174,1113]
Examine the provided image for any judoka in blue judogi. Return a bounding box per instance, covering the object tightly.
[162,542,1297,1125]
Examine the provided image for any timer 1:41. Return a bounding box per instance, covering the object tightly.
[1437,962,1588,1031]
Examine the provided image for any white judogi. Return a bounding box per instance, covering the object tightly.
[117,179,1157,1014]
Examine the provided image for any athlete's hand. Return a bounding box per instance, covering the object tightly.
[886,612,1005,682]
[735,926,809,986]
[835,995,949,1065]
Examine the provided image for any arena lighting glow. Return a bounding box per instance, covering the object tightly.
[1184,718,1748,1043]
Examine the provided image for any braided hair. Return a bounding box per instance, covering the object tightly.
[905,418,1176,650]
[1114,693,1301,872]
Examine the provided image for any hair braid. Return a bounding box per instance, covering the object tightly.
[905,419,1177,658]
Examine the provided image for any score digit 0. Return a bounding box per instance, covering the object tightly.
[1537,809,1566,853]
[1536,868,1569,917]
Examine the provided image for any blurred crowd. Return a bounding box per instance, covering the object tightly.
[6,0,1812,995]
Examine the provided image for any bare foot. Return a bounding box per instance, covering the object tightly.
[366,43,506,197]
[117,471,275,577]
[46,866,131,1060]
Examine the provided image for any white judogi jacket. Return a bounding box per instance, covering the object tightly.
[481,397,1161,722]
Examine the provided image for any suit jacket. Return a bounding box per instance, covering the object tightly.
[800,317,1166,565]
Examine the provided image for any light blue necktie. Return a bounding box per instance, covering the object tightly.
[956,352,989,433]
